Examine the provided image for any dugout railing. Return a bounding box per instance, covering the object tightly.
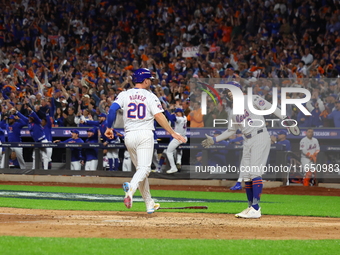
[0,142,339,184]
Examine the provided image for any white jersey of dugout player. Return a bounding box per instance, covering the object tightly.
[174,116,187,136]
[300,137,320,160]
[114,89,163,132]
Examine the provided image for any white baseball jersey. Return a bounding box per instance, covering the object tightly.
[174,116,187,136]
[228,95,272,136]
[225,95,277,181]
[114,89,164,132]
[300,137,320,159]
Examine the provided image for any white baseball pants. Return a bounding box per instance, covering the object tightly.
[11,147,25,169]
[301,158,314,173]
[46,147,52,164]
[240,131,271,181]
[0,154,4,168]
[85,160,98,171]
[123,157,132,172]
[166,137,187,170]
[106,148,119,159]
[32,139,49,170]
[125,130,154,209]
[71,161,81,170]
[176,149,183,164]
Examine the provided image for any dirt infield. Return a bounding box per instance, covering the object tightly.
[1,208,339,240]
[0,181,340,240]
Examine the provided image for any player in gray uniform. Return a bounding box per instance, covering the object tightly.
[202,81,288,219]
[105,68,186,214]
[163,108,188,174]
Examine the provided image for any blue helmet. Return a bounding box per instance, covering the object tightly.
[132,68,154,83]
[226,81,241,88]
[174,108,184,113]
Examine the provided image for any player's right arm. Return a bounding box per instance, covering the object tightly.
[214,115,237,142]
[105,102,121,139]
[106,93,125,139]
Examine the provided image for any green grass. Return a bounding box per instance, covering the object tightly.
[0,236,339,255]
[0,185,339,217]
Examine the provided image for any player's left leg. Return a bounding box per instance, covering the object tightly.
[166,139,181,174]
[139,177,160,214]
[175,148,184,171]
[40,140,49,170]
[247,133,270,218]
[235,150,252,218]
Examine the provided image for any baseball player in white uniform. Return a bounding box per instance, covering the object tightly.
[300,128,320,186]
[105,68,186,214]
[163,108,188,174]
[202,81,288,219]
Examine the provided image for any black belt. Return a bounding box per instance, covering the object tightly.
[245,129,263,139]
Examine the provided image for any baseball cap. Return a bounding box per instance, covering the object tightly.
[87,128,96,133]
[71,129,79,135]
[9,115,16,119]
[83,94,90,98]
[277,130,287,135]
[174,108,184,113]
[183,91,190,95]
[98,113,107,118]
[213,130,222,135]
[236,129,242,134]
[196,152,203,157]
[170,79,178,84]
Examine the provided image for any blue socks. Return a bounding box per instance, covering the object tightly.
[114,158,119,171]
[108,158,113,171]
[245,181,253,207]
[245,177,263,210]
[158,156,165,170]
[251,177,263,210]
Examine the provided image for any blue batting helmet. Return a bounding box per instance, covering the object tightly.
[132,68,154,83]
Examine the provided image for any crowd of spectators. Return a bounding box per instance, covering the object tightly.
[0,0,340,130]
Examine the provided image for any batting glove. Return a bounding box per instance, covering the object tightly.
[201,134,215,148]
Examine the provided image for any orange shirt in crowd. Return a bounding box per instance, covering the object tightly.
[189,108,204,128]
